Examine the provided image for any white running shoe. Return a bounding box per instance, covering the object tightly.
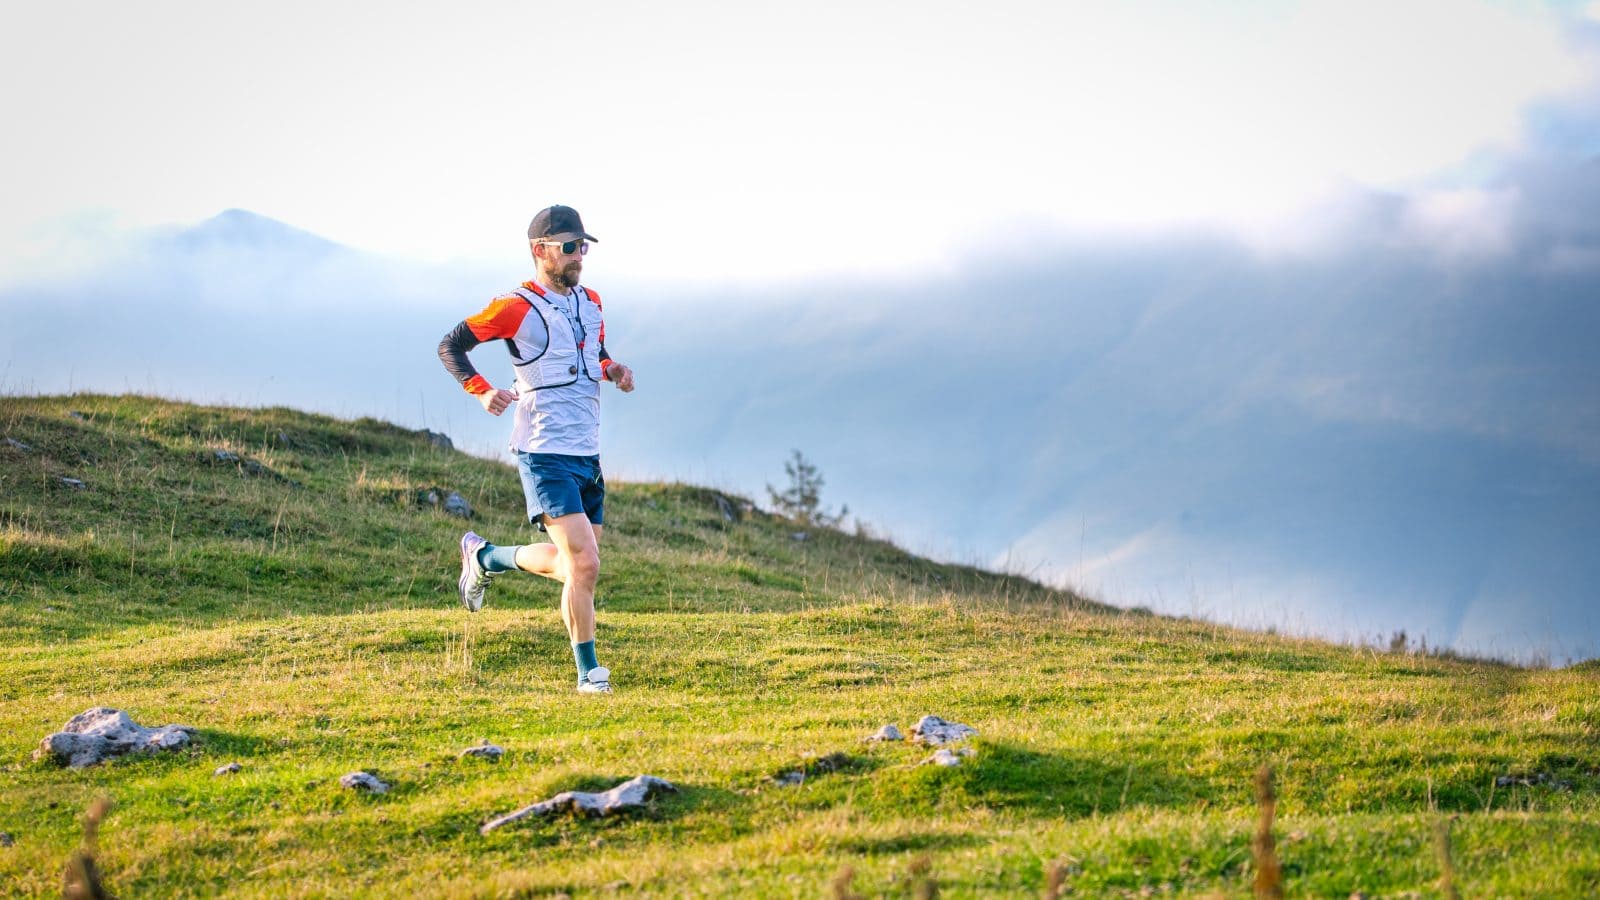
[457,531,494,612]
[576,666,612,694]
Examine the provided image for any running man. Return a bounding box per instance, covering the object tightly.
[437,204,635,694]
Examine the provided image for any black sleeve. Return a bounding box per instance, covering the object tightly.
[438,321,483,387]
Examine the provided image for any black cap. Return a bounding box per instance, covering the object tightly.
[527,205,598,242]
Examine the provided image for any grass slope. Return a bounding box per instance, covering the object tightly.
[2,394,1597,898]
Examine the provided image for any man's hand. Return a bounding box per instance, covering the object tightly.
[477,387,518,416]
[606,363,635,393]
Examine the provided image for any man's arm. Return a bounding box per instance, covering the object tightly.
[438,295,528,414]
[587,289,635,393]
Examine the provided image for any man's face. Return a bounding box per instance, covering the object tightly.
[533,236,586,288]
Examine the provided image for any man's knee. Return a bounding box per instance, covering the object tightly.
[567,546,600,584]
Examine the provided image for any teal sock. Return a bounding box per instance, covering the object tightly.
[477,543,521,573]
[573,640,599,680]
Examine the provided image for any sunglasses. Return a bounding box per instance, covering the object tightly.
[538,239,590,256]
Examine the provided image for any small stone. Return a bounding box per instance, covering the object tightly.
[443,491,474,519]
[459,740,505,761]
[1,437,30,452]
[57,477,87,491]
[920,747,975,767]
[865,724,904,742]
[214,762,243,776]
[714,494,737,522]
[212,449,241,463]
[772,770,805,787]
[340,771,390,794]
[67,411,87,421]
[911,715,977,745]
[423,430,454,451]
[791,531,809,542]
[0,832,13,847]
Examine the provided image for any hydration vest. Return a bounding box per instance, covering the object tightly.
[508,283,605,393]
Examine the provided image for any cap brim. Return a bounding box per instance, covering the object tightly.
[541,231,599,243]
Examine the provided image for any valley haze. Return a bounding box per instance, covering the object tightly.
[5,177,1599,666]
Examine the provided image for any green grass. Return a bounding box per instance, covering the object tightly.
[2,393,1597,897]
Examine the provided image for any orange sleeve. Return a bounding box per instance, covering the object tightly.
[465,295,530,341]
[587,288,611,376]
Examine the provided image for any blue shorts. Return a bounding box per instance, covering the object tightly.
[515,452,604,530]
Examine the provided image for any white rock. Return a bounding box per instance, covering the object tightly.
[340,771,390,794]
[459,740,505,761]
[34,708,195,768]
[444,491,474,519]
[214,762,243,776]
[480,775,677,833]
[866,724,904,742]
[911,715,977,745]
[921,747,976,767]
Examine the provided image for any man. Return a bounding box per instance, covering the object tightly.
[437,204,635,694]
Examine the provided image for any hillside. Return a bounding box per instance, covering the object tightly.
[1,394,1597,897]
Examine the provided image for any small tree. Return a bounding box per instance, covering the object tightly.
[767,449,847,527]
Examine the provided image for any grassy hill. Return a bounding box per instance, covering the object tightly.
[1,394,1596,897]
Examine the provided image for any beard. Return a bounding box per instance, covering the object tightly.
[548,260,583,289]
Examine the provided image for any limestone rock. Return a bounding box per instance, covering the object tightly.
[340,771,390,794]
[423,430,454,451]
[34,708,195,768]
[0,832,13,847]
[214,762,243,776]
[443,491,474,519]
[866,724,904,742]
[57,477,87,491]
[1496,772,1572,791]
[459,740,505,761]
[911,715,977,745]
[921,747,976,767]
[480,775,677,833]
[2,437,30,452]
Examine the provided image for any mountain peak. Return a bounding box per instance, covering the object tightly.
[171,209,342,255]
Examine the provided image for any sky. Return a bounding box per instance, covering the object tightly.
[5,1,1600,664]
[6,1,1599,282]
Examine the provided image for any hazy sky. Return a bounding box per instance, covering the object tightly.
[5,1,1599,285]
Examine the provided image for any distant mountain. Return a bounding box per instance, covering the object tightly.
[159,208,345,257]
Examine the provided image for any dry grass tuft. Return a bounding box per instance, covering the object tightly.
[1434,816,1461,900]
[1252,765,1283,899]
[62,796,113,900]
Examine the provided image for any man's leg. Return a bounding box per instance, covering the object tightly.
[513,524,604,583]
[542,512,601,642]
